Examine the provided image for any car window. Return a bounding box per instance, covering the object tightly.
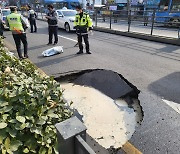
[57,11,63,16]
[62,11,77,16]
[2,10,11,16]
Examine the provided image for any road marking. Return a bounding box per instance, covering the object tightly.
[162,99,180,114]
[58,35,77,42]
[58,35,85,45]
[122,142,142,154]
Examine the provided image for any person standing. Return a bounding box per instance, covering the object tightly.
[45,4,58,45]
[6,7,28,60]
[74,5,93,54]
[27,5,37,33]
[0,19,5,38]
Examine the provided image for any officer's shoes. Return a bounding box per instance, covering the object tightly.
[24,55,29,59]
[19,57,24,61]
[86,51,92,54]
[53,43,57,45]
[76,51,83,54]
[47,43,52,45]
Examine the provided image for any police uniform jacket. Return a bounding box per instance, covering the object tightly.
[74,12,93,35]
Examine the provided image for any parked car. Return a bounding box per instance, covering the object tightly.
[0,8,11,29]
[56,9,77,32]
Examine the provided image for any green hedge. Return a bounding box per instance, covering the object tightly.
[0,39,72,154]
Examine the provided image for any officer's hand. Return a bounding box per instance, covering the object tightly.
[89,30,93,35]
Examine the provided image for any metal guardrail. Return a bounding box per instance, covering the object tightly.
[55,116,96,154]
[93,9,180,38]
[34,9,180,39]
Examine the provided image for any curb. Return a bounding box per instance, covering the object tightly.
[4,39,47,77]
[93,27,180,46]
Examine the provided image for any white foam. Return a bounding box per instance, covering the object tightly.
[61,83,142,149]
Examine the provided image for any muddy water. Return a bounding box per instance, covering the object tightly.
[61,83,142,149]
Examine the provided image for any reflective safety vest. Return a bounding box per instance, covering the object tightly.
[7,13,24,31]
[74,12,92,28]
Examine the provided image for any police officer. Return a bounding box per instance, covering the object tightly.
[74,5,93,54]
[6,7,28,60]
[0,19,5,38]
[45,4,58,45]
[27,5,37,33]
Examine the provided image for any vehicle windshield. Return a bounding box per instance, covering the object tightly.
[2,10,11,16]
[159,0,169,11]
[171,0,180,11]
[62,10,77,16]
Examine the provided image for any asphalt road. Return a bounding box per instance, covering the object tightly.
[4,20,180,154]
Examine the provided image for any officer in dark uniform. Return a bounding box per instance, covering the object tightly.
[27,5,37,33]
[0,19,5,38]
[74,5,93,54]
[45,4,58,45]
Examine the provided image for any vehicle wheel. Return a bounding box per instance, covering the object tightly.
[65,23,70,32]
[170,18,180,27]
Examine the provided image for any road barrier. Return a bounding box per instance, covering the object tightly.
[55,116,96,154]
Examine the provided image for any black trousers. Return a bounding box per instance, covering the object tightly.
[0,29,3,36]
[48,26,58,44]
[13,33,28,58]
[77,34,89,52]
[30,19,37,32]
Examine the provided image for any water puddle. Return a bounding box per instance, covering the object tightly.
[61,82,143,149]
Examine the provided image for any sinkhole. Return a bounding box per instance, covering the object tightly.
[55,69,143,153]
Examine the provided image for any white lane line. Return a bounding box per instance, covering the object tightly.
[58,35,77,42]
[58,35,86,45]
[162,99,180,114]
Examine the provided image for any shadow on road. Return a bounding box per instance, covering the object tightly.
[148,72,180,104]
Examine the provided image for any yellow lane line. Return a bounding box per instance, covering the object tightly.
[122,141,143,154]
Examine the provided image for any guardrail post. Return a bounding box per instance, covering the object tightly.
[95,10,98,27]
[55,116,87,154]
[110,11,112,29]
[151,9,156,35]
[128,10,131,32]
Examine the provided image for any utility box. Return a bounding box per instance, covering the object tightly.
[55,116,87,154]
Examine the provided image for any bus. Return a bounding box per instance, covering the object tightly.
[145,0,180,25]
[155,0,180,25]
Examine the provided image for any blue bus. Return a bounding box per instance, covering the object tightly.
[44,0,80,9]
[145,0,180,25]
[156,0,180,25]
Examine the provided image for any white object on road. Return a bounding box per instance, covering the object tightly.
[42,46,63,57]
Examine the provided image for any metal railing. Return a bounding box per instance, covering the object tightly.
[92,9,180,38]
[31,8,180,39]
